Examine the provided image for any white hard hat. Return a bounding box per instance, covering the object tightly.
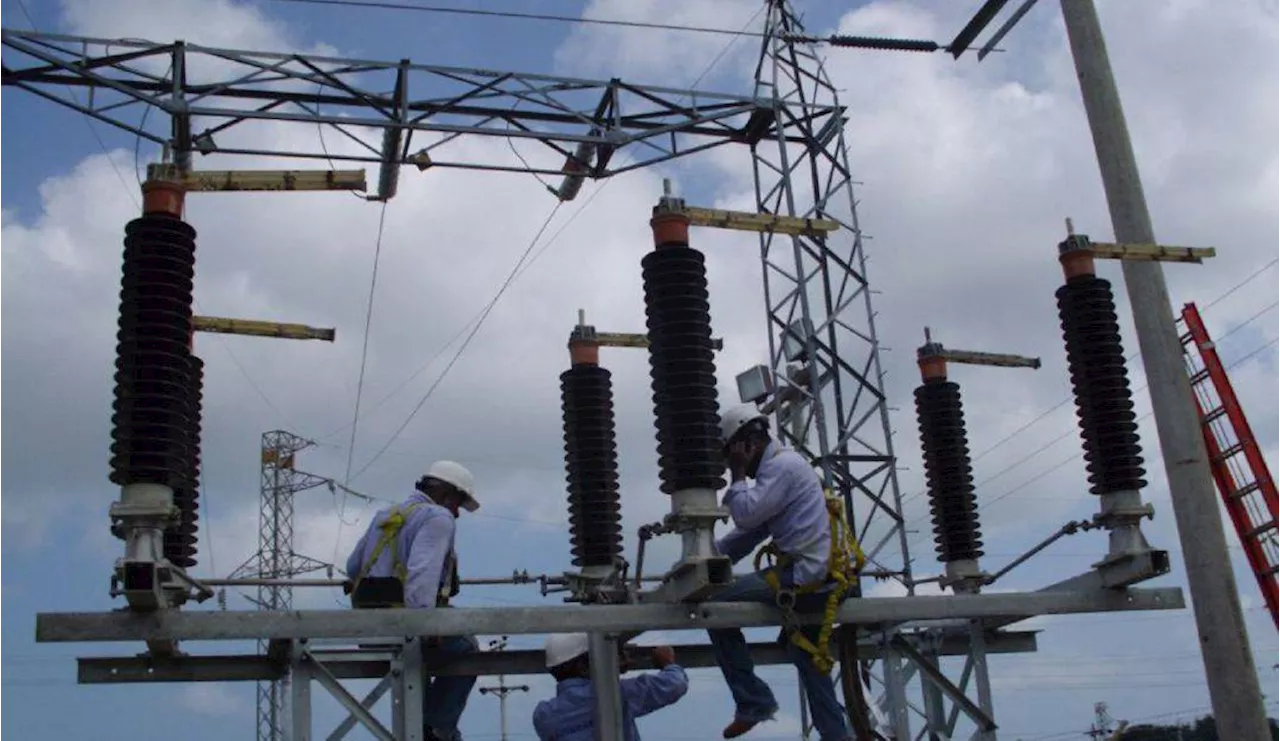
[545,633,590,668]
[427,460,479,512]
[720,405,768,446]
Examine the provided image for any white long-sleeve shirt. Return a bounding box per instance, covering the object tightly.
[715,440,832,586]
[345,493,456,609]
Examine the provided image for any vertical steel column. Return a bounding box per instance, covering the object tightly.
[967,621,994,741]
[589,633,625,741]
[920,654,946,741]
[1059,2,1269,737]
[399,637,425,741]
[291,643,312,741]
[881,640,912,740]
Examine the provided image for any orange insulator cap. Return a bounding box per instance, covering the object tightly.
[650,211,689,248]
[569,339,599,366]
[1057,234,1096,281]
[918,355,948,382]
[142,178,186,218]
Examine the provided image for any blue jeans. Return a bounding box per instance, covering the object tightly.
[706,573,851,741]
[422,635,479,740]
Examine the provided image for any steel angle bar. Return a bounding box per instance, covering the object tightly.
[76,631,1040,684]
[306,652,396,741]
[892,636,994,732]
[329,677,392,741]
[40,588,1184,643]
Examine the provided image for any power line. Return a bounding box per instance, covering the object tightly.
[13,0,139,209]
[350,200,566,481]
[267,0,779,40]
[311,7,761,447]
[332,200,392,565]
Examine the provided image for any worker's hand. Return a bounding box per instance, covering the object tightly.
[726,440,753,482]
[650,645,676,669]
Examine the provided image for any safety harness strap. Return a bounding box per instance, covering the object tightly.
[752,492,866,673]
[350,501,427,605]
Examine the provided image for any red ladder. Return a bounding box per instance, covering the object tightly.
[1179,302,1278,626]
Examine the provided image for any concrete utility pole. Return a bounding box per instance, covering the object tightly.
[1058,2,1269,738]
[478,637,529,741]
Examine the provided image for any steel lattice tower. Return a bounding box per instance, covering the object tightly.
[229,431,330,741]
[752,2,911,592]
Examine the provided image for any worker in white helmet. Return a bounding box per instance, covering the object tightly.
[708,406,852,741]
[345,460,481,741]
[532,633,688,741]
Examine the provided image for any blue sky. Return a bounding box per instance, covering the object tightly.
[2,1,1278,739]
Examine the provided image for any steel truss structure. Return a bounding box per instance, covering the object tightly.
[228,431,332,741]
[5,2,1187,739]
[0,28,810,199]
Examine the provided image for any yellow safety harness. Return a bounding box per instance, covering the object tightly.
[752,489,866,673]
[349,502,459,608]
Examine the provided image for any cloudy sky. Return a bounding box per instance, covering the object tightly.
[2,0,1277,739]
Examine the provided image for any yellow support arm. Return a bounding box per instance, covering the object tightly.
[179,169,367,193]
[193,315,335,342]
[681,206,840,237]
[1089,241,1216,263]
[595,332,724,351]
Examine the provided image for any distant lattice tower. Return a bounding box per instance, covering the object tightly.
[229,431,331,741]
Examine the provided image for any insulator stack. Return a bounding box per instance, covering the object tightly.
[110,208,200,561]
[165,354,203,568]
[643,209,724,494]
[1056,246,1146,496]
[915,379,983,563]
[560,359,623,569]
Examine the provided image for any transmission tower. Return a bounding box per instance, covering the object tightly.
[229,430,331,741]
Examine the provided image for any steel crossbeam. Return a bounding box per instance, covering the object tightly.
[38,586,1184,643]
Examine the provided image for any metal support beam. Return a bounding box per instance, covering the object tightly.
[193,316,336,342]
[681,206,840,236]
[1087,241,1216,263]
[1059,2,1269,737]
[38,587,1183,643]
[0,30,827,181]
[892,636,994,733]
[178,169,367,193]
[589,633,625,741]
[76,631,1040,684]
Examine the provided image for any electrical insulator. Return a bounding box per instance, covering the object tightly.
[915,379,983,563]
[560,363,623,568]
[643,239,724,494]
[1056,274,1146,495]
[110,211,201,561]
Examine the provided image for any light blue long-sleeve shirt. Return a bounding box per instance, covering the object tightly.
[716,440,832,586]
[345,493,455,609]
[532,665,689,741]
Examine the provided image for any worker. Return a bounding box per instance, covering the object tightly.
[533,634,688,741]
[345,460,481,741]
[708,405,853,741]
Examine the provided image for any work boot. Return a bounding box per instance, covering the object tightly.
[723,718,760,739]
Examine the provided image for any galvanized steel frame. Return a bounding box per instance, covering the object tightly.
[0,29,822,197]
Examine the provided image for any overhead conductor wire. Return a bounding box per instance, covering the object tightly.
[349,200,564,482]
[318,2,764,458]
[332,200,392,571]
